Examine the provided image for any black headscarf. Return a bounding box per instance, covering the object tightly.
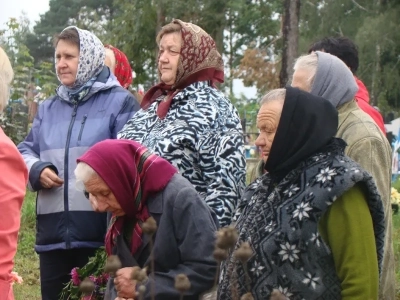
[265,87,338,176]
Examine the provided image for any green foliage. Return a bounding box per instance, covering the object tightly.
[393,177,400,193]
[35,61,58,99]
[299,0,400,113]
[5,0,400,113]
[13,191,40,298]
[26,0,114,63]
[393,213,400,296]
[110,0,158,86]
[18,191,36,253]
[0,17,32,144]
[355,3,400,109]
[229,0,280,60]
[0,103,29,145]
[0,16,58,144]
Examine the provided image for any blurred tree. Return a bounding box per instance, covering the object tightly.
[299,0,400,113]
[234,47,280,96]
[7,0,398,115]
[0,17,33,143]
[25,0,115,63]
[279,0,300,87]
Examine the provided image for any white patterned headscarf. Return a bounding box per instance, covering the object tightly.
[56,26,105,89]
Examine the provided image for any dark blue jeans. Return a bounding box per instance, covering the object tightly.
[39,248,97,300]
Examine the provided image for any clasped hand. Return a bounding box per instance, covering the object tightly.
[114,267,136,300]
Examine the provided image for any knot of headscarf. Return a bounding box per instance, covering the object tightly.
[310,51,358,108]
[104,44,133,89]
[56,26,105,93]
[77,139,177,256]
[141,19,225,119]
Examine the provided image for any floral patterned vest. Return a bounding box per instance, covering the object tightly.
[218,139,385,300]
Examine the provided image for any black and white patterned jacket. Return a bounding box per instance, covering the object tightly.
[118,81,246,227]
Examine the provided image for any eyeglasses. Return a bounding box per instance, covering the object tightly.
[84,190,90,199]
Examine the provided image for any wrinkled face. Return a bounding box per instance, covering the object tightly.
[55,40,79,87]
[158,32,182,85]
[254,100,283,163]
[84,175,125,216]
[291,68,311,92]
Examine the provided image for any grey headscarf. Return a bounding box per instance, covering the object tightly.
[310,51,358,108]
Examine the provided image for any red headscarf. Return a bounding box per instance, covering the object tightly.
[141,19,225,119]
[104,44,133,89]
[77,139,177,255]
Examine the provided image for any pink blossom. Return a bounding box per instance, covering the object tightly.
[100,273,110,285]
[71,268,81,286]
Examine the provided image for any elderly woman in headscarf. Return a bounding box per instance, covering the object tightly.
[17,26,139,299]
[118,19,246,228]
[104,44,133,89]
[291,51,394,300]
[218,87,384,300]
[0,47,28,300]
[75,139,218,300]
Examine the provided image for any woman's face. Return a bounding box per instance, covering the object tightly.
[158,32,182,85]
[84,174,125,216]
[254,100,283,163]
[55,40,79,87]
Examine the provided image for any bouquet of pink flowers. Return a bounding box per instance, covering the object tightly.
[60,247,109,300]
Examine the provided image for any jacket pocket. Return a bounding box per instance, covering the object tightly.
[78,114,88,142]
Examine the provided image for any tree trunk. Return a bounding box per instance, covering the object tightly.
[279,0,301,87]
[204,0,228,55]
[228,8,234,97]
[154,0,166,85]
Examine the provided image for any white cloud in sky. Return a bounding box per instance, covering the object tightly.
[0,0,49,29]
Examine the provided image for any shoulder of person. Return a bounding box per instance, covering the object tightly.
[160,174,201,206]
[338,104,388,145]
[99,85,134,99]
[93,86,138,109]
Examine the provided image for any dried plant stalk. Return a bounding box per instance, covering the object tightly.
[175,273,191,300]
[79,277,95,295]
[142,217,158,300]
[104,255,122,277]
[270,289,286,300]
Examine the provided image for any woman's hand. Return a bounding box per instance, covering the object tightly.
[40,167,64,189]
[114,267,136,298]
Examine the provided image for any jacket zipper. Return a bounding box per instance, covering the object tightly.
[78,114,88,142]
[64,102,79,249]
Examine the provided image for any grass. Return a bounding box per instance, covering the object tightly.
[13,191,41,299]
[12,191,400,299]
[394,211,400,299]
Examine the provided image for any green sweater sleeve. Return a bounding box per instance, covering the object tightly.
[318,184,378,300]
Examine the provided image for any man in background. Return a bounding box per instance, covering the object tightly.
[309,36,386,134]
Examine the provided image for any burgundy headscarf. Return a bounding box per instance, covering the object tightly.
[77,139,177,255]
[104,44,133,89]
[141,19,225,119]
